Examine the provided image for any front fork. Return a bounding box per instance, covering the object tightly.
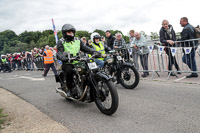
[89,71,112,96]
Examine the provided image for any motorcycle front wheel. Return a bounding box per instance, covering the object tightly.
[117,65,140,89]
[94,80,119,115]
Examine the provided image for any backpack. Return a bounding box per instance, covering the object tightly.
[194,27,200,38]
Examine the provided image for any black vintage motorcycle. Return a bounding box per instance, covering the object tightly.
[102,47,140,89]
[0,62,12,73]
[55,53,119,115]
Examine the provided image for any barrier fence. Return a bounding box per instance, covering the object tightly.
[132,38,200,79]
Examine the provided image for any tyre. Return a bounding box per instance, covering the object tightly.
[60,81,73,101]
[117,65,140,89]
[94,80,119,115]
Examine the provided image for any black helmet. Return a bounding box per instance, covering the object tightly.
[62,24,76,39]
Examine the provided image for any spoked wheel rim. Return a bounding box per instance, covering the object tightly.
[120,67,136,85]
[96,81,112,110]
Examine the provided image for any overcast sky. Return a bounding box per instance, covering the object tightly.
[0,0,199,36]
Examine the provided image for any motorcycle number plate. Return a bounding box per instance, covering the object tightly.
[117,56,122,60]
[88,62,98,69]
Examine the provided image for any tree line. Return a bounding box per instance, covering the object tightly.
[0,29,159,55]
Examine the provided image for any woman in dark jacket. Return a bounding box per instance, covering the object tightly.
[159,20,180,76]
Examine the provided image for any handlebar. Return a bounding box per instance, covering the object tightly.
[67,54,101,62]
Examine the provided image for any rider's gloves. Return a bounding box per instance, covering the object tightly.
[61,56,68,62]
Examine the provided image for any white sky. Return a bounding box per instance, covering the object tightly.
[0,0,199,36]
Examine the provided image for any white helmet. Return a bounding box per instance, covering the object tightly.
[90,32,101,42]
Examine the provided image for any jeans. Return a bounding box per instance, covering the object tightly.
[132,48,139,70]
[27,62,33,70]
[140,53,149,75]
[182,48,197,72]
[95,59,104,68]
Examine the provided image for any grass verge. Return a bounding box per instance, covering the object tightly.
[0,108,7,130]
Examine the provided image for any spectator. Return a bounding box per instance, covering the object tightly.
[159,19,180,76]
[113,32,126,48]
[131,32,149,77]
[25,51,33,71]
[81,37,89,46]
[53,46,58,70]
[88,40,92,46]
[12,53,19,70]
[179,17,198,78]
[129,30,139,69]
[42,45,57,77]
[105,30,115,50]
[195,25,200,44]
[34,49,43,70]
[20,52,26,70]
[7,54,12,69]
[101,36,107,45]
[31,50,35,70]
[113,32,129,61]
[40,48,45,69]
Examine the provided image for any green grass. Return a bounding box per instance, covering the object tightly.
[0,108,7,130]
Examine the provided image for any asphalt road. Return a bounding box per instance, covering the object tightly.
[0,71,200,133]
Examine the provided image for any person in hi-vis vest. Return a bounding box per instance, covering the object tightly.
[89,32,111,68]
[42,45,58,77]
[56,24,99,95]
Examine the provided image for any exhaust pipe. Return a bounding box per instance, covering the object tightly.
[56,86,88,101]
[56,88,67,97]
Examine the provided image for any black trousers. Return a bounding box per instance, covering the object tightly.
[62,64,74,89]
[43,63,57,76]
[165,48,180,71]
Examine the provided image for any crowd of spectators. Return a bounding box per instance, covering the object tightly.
[0,46,58,71]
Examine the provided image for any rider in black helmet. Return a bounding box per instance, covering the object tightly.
[56,24,99,96]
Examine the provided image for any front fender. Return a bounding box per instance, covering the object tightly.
[123,62,134,67]
[95,71,112,81]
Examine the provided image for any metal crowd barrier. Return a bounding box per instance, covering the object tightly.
[129,38,200,79]
[127,41,161,78]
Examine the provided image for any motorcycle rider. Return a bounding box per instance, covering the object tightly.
[89,32,111,68]
[56,24,99,96]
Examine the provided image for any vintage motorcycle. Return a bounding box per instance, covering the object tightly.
[0,61,12,73]
[102,47,140,89]
[55,52,119,115]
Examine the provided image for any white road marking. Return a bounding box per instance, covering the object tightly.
[174,76,186,82]
[19,76,45,81]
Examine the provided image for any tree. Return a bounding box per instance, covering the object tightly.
[123,35,130,44]
[75,31,90,40]
[150,32,159,40]
[0,30,17,40]
[93,29,105,37]
[0,30,18,52]
[140,31,148,38]
[36,36,49,48]
[48,34,57,47]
